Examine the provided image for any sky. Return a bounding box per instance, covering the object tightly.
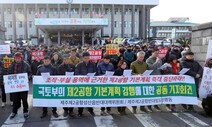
[151,0,212,24]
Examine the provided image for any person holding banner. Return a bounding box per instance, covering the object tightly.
[114,60,127,115]
[36,56,59,118]
[74,52,96,117]
[8,52,32,119]
[0,61,6,107]
[180,51,203,112]
[146,49,163,112]
[57,55,76,118]
[97,55,114,116]
[130,51,150,113]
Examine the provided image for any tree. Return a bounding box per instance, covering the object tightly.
[176,36,191,45]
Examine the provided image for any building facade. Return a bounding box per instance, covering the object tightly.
[0,0,158,45]
[150,18,197,39]
[0,25,6,44]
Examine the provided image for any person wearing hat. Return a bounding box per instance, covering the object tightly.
[180,51,203,112]
[74,51,96,117]
[8,52,32,119]
[57,55,76,118]
[36,56,59,118]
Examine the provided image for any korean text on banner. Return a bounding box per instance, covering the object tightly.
[3,57,14,68]
[3,73,29,93]
[106,44,119,55]
[31,51,44,61]
[0,45,11,54]
[199,40,212,98]
[87,50,102,61]
[33,75,197,107]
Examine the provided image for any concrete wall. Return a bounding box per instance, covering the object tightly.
[191,22,212,66]
[0,25,6,44]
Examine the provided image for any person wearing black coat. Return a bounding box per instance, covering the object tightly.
[36,56,59,119]
[57,55,75,117]
[74,52,96,117]
[180,51,203,112]
[8,52,32,119]
[114,60,128,115]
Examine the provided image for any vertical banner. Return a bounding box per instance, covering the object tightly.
[199,40,212,98]
[3,73,29,93]
[31,51,44,61]
[87,50,102,61]
[106,44,119,55]
[0,45,11,54]
[3,57,14,68]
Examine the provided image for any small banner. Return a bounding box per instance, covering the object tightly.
[87,50,102,61]
[158,47,168,58]
[3,57,14,68]
[3,73,29,93]
[199,40,212,98]
[31,51,44,61]
[33,75,197,107]
[106,44,119,55]
[0,45,11,54]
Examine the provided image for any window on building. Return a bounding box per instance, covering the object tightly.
[129,22,132,28]
[134,22,136,27]
[7,8,11,14]
[19,35,23,39]
[115,8,119,15]
[39,8,46,14]
[17,8,23,13]
[125,9,128,15]
[114,21,118,28]
[29,21,34,28]
[124,21,128,28]
[105,8,109,14]
[28,8,35,15]
[6,21,12,28]
[120,21,122,27]
[8,35,12,40]
[17,21,23,28]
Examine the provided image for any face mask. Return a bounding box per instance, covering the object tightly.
[127,49,131,51]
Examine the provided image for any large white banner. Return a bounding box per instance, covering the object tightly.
[3,73,29,93]
[199,40,212,98]
[33,75,197,107]
[0,45,11,54]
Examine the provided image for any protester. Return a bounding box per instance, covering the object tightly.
[51,52,62,69]
[130,51,150,113]
[124,46,135,68]
[180,51,203,112]
[57,55,75,117]
[146,49,162,111]
[8,52,32,119]
[36,56,59,118]
[97,55,114,115]
[114,60,127,115]
[74,52,96,117]
[69,48,80,66]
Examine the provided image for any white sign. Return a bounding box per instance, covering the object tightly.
[199,67,212,98]
[142,70,153,76]
[123,70,132,77]
[179,68,190,75]
[87,73,95,76]
[65,72,74,76]
[199,40,212,98]
[159,63,172,70]
[0,45,11,54]
[3,73,29,93]
[105,71,114,76]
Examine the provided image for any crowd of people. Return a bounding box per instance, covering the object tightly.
[0,42,205,119]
